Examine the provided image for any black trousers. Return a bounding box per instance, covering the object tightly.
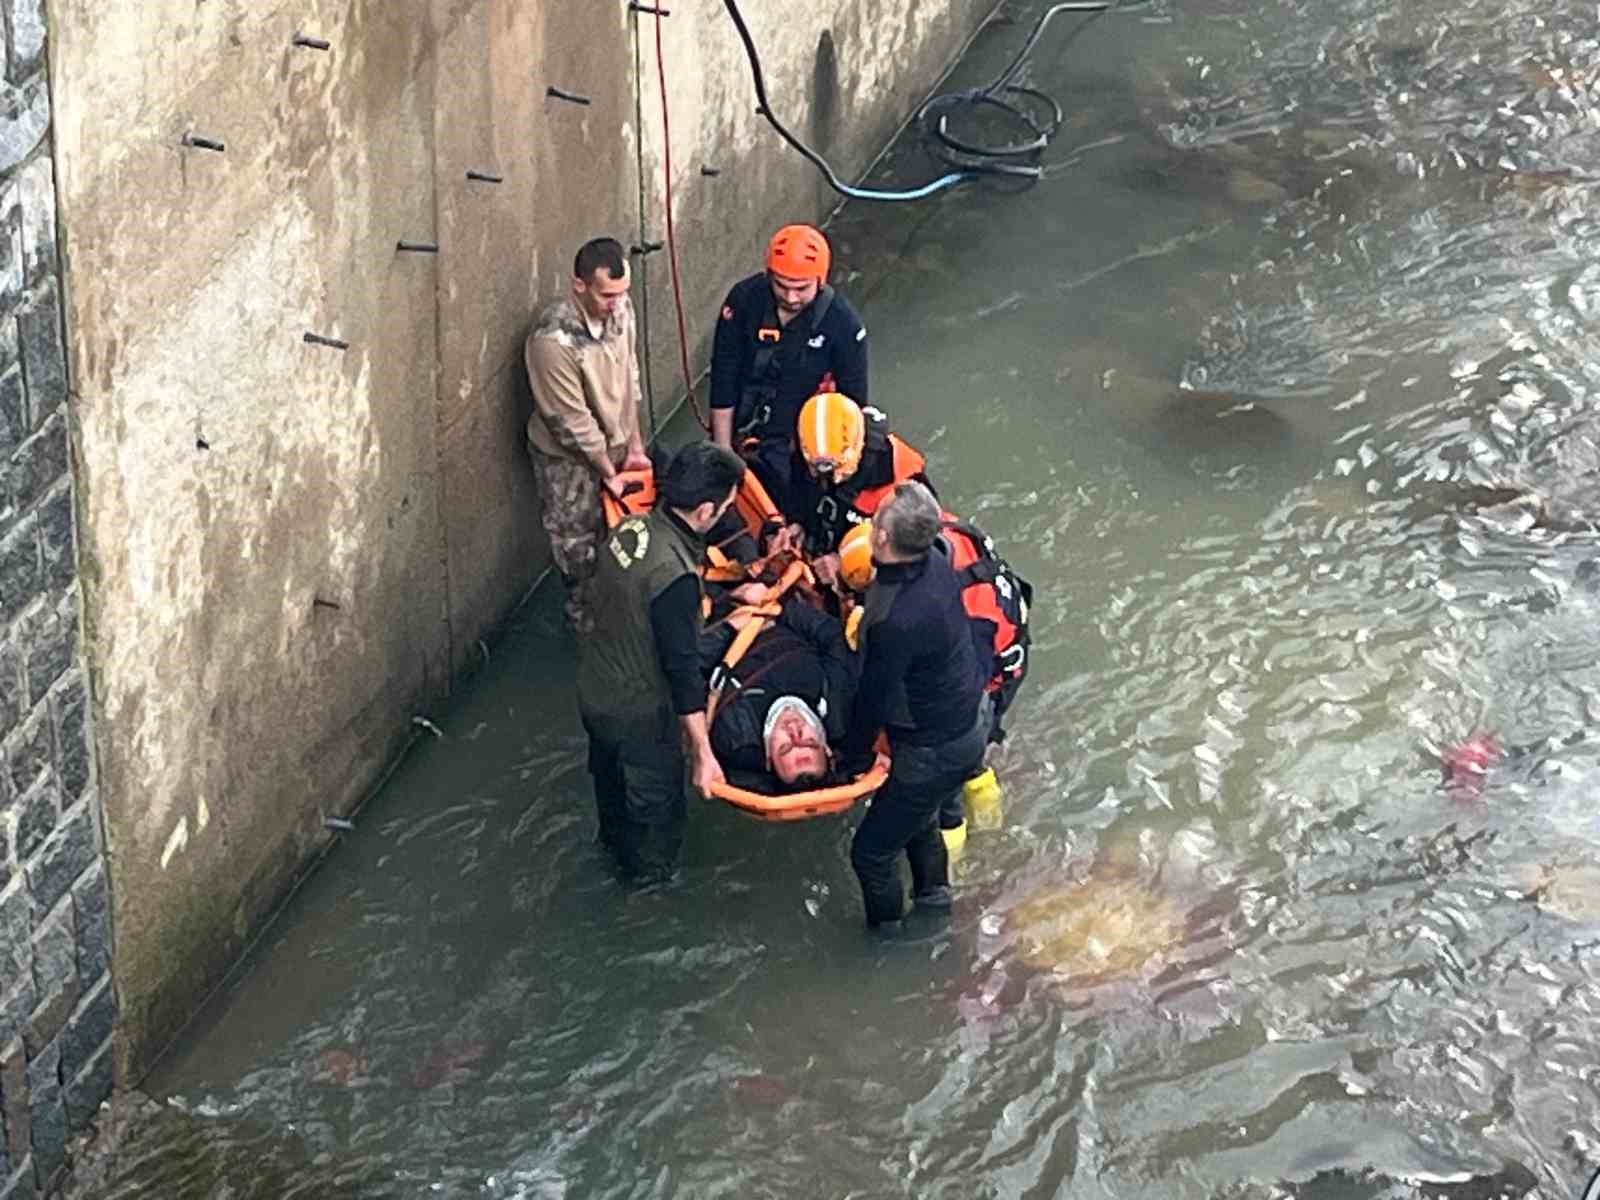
[746,437,797,517]
[851,703,988,926]
[939,693,997,829]
[581,706,686,884]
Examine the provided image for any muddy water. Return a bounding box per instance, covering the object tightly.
[97,1,1600,1196]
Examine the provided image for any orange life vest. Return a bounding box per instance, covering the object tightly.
[847,435,928,519]
[934,516,1032,732]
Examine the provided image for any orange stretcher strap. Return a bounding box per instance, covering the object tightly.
[600,467,656,528]
[710,752,890,821]
[603,468,791,589]
[705,560,809,726]
[703,543,748,583]
[604,466,781,536]
[733,467,783,532]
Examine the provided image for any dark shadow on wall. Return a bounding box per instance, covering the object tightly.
[813,29,840,215]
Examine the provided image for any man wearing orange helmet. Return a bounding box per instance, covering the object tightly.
[710,224,869,510]
[787,393,932,586]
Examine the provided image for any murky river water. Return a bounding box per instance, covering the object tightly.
[91,1,1600,1195]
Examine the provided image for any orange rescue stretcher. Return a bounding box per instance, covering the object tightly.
[601,466,889,821]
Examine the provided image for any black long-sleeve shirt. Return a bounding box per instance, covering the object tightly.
[649,569,708,717]
[844,552,984,757]
[709,273,870,434]
[699,598,858,773]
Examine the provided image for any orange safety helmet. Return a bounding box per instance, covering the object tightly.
[766,224,831,282]
[838,521,875,592]
[798,392,866,481]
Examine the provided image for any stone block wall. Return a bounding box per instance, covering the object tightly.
[0,0,113,1194]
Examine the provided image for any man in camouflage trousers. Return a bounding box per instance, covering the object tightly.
[525,237,652,633]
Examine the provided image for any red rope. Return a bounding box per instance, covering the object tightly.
[652,11,709,430]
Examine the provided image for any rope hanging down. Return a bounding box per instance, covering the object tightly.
[723,0,1111,201]
[651,8,709,429]
[631,14,658,439]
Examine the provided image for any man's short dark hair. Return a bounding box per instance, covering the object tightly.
[574,237,627,284]
[774,771,825,800]
[879,480,942,557]
[660,442,745,511]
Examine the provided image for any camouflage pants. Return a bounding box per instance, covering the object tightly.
[530,448,608,633]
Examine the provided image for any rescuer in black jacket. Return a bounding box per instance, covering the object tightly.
[699,595,859,789]
[841,481,989,928]
[709,224,869,513]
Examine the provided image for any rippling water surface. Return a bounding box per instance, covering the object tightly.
[103,1,1600,1195]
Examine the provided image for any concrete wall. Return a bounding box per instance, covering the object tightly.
[0,0,116,1193]
[44,0,991,1088]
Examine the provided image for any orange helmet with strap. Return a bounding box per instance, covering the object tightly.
[798,392,867,482]
[766,224,831,282]
[838,521,875,592]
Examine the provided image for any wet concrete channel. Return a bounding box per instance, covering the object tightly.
[68,0,1600,1195]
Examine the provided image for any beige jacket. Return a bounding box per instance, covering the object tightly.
[524,294,643,465]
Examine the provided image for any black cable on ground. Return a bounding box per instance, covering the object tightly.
[723,0,1112,201]
[920,2,1112,174]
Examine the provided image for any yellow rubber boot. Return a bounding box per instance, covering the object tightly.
[941,820,967,860]
[963,767,1003,831]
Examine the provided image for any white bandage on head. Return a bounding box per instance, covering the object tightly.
[763,695,828,762]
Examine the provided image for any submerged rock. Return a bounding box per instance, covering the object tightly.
[408,1039,489,1090]
[1513,860,1600,923]
[960,826,1240,1029]
[729,1074,792,1107]
[1004,872,1185,980]
[306,1044,370,1087]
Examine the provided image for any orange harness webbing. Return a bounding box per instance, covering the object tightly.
[705,559,808,725]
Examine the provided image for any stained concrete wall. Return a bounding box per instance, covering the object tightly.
[44,0,992,1085]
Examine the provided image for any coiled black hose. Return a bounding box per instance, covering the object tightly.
[723,0,1112,201]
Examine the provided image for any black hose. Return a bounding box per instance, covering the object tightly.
[916,3,1112,178]
[723,0,1111,201]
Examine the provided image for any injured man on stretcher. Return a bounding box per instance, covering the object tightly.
[700,584,860,792]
